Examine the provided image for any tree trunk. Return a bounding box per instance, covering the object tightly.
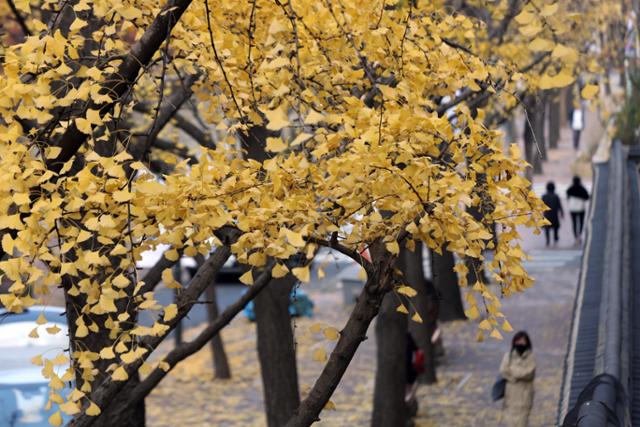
[243,125,301,426]
[523,94,542,176]
[431,249,465,322]
[548,90,561,149]
[372,291,408,427]
[92,375,146,427]
[206,284,232,379]
[407,244,439,384]
[254,275,301,427]
[535,93,547,162]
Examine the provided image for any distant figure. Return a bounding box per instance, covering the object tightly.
[541,182,564,247]
[566,176,590,244]
[500,331,536,427]
[571,107,584,150]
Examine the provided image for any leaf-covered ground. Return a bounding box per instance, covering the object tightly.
[145,258,578,427]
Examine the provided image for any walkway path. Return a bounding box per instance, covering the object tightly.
[412,109,604,427]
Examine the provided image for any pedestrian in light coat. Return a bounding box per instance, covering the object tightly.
[500,331,535,427]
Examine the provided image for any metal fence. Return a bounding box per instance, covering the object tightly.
[558,140,640,427]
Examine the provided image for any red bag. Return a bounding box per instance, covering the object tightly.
[413,349,425,375]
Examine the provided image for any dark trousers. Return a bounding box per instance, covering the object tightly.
[571,211,585,238]
[573,129,581,150]
[544,225,559,246]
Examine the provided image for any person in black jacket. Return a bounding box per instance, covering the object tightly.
[566,176,590,244]
[541,181,564,247]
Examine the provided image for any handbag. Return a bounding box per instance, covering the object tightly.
[491,375,506,401]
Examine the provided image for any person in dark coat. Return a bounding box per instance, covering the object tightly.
[541,181,563,246]
[566,176,589,244]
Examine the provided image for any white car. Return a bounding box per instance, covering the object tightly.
[0,306,69,427]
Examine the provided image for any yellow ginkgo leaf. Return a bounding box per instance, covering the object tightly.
[86,401,101,416]
[310,323,323,334]
[292,266,310,283]
[47,325,61,335]
[581,84,599,99]
[36,312,46,325]
[60,400,80,415]
[272,263,290,278]
[163,304,178,322]
[49,411,63,426]
[528,37,554,52]
[99,347,115,360]
[266,137,288,153]
[465,305,480,320]
[239,270,254,285]
[324,400,336,410]
[262,106,290,131]
[51,353,69,365]
[385,241,399,255]
[112,366,128,381]
[538,72,575,89]
[397,285,417,297]
[323,327,340,341]
[312,347,327,362]
[490,329,504,340]
[479,319,492,330]
[164,249,180,261]
[284,228,305,247]
[541,3,558,17]
[502,319,514,332]
[304,109,324,125]
[396,304,409,314]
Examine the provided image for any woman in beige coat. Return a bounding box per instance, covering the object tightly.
[500,331,535,427]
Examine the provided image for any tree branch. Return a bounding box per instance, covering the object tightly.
[48,0,196,174]
[284,244,396,426]
[124,261,275,406]
[6,0,31,36]
[65,229,240,427]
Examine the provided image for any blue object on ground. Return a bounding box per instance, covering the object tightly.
[243,289,314,321]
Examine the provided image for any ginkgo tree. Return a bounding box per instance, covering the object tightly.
[0,0,613,426]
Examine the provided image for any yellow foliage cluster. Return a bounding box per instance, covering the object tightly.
[0,0,622,421]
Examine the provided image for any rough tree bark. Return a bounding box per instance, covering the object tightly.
[535,92,547,162]
[254,275,301,427]
[431,249,465,322]
[206,283,232,379]
[372,250,409,427]
[523,94,543,176]
[547,89,561,149]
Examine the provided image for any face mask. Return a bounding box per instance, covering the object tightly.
[514,344,528,355]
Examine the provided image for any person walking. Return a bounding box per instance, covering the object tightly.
[500,331,536,427]
[566,176,590,245]
[571,105,584,150]
[541,181,564,246]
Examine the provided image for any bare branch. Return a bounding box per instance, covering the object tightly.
[6,0,31,36]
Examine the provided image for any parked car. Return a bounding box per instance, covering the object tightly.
[0,306,69,427]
